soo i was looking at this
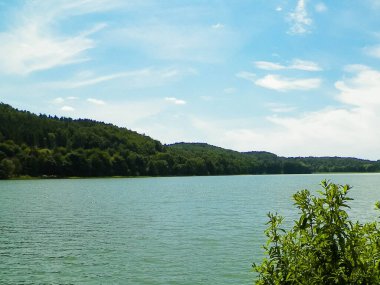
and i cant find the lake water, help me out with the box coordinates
[1,174,380,284]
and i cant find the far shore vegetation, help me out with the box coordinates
[2,103,380,179]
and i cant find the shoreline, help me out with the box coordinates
[4,172,380,181]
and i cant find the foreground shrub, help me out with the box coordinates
[253,180,380,284]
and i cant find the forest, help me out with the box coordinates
[1,102,380,179]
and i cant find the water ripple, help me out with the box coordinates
[0,174,379,284]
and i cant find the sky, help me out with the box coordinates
[1,0,380,159]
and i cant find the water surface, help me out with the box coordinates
[1,174,379,284]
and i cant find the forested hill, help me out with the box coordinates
[0,102,379,179]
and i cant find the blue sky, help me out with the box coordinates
[1,0,380,159]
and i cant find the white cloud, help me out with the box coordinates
[0,0,118,75]
[87,98,106,105]
[254,61,286,71]
[262,107,378,159]
[207,66,380,159]
[254,59,322,71]
[61,105,75,112]
[335,66,380,108]
[238,71,322,92]
[276,6,283,12]
[287,0,312,35]
[51,96,79,105]
[254,74,321,91]
[289,59,322,71]
[315,2,327,13]
[165,97,187,105]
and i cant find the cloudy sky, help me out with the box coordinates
[1,0,380,159]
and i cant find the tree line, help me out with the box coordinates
[1,103,380,179]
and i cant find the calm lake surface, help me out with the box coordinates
[1,174,380,284]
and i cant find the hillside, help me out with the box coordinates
[0,103,379,179]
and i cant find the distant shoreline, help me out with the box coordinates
[4,172,380,181]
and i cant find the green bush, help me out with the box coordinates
[253,180,380,284]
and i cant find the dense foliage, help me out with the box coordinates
[253,181,380,284]
[1,103,380,178]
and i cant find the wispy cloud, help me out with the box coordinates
[0,26,95,75]
[53,72,143,89]
[45,67,189,89]
[254,74,321,91]
[52,96,78,104]
[289,59,322,71]
[254,59,322,71]
[242,58,322,91]
[0,0,119,75]
[287,0,312,35]
[236,71,256,82]
[165,97,187,105]
[254,61,286,71]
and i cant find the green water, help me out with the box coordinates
[1,174,380,284]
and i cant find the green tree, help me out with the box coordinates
[149,159,170,176]
[0,158,16,178]
[253,180,380,284]
[283,161,311,174]
[112,153,129,176]
[89,150,112,176]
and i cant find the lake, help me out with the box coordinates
[1,174,380,284]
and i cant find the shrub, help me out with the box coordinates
[253,180,380,284]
